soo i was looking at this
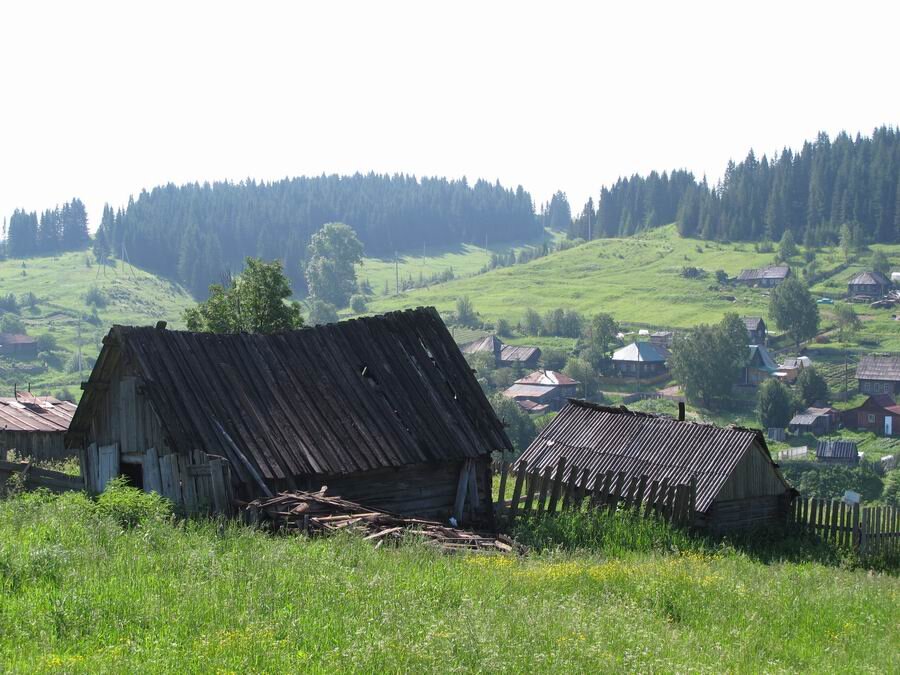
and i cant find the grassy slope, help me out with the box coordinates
[1,491,898,673]
[0,252,193,395]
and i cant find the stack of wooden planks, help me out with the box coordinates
[243,489,522,554]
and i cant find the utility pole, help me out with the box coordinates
[395,252,399,296]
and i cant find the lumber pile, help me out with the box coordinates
[243,488,522,554]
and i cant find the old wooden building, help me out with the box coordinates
[847,270,891,299]
[841,394,900,436]
[742,316,767,345]
[735,265,791,287]
[65,308,511,523]
[514,400,797,532]
[611,342,668,378]
[0,393,76,461]
[856,354,900,395]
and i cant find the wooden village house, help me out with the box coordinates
[788,406,837,436]
[841,394,900,436]
[742,317,767,345]
[610,342,668,379]
[735,265,791,288]
[856,354,900,395]
[514,400,797,532]
[0,333,38,360]
[65,308,511,523]
[461,335,541,369]
[0,393,76,462]
[847,270,891,299]
[740,344,778,386]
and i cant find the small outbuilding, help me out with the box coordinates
[611,342,668,378]
[788,407,837,436]
[848,270,891,299]
[0,393,76,462]
[503,370,579,412]
[66,308,511,523]
[515,400,797,532]
[742,317,767,345]
[815,440,859,466]
[0,333,38,360]
[499,344,542,369]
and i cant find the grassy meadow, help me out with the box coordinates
[0,252,193,396]
[1,487,898,673]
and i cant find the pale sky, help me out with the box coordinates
[1,0,898,229]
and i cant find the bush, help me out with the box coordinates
[0,314,26,334]
[36,333,58,352]
[20,291,38,309]
[496,318,512,337]
[541,348,568,371]
[456,296,478,327]
[681,266,707,279]
[0,293,19,313]
[96,477,173,528]
[349,294,368,314]
[307,299,339,326]
[715,269,729,285]
[84,286,108,308]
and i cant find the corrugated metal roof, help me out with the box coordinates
[499,345,540,362]
[502,384,558,400]
[515,370,578,386]
[816,440,858,460]
[856,354,900,382]
[789,407,832,426]
[513,400,789,513]
[0,396,75,433]
[68,307,511,484]
[612,342,666,363]
[742,316,764,331]
[749,344,778,372]
[461,335,502,355]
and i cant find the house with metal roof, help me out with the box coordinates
[788,407,837,436]
[502,370,579,412]
[815,439,859,466]
[66,308,511,523]
[461,335,541,369]
[514,400,797,532]
[856,354,900,395]
[611,341,668,378]
[848,270,891,299]
[735,265,791,287]
[0,394,76,462]
[841,394,900,436]
[0,333,38,360]
[740,344,778,386]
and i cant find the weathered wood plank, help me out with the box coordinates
[508,464,526,518]
[143,447,162,495]
[547,457,566,514]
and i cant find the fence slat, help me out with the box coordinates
[507,464,526,518]
[523,469,538,513]
[644,480,659,519]
[547,457,566,514]
[655,478,669,518]
[573,467,590,510]
[496,461,509,509]
[536,466,553,513]
[609,472,625,512]
[633,475,648,512]
[664,481,677,521]
[562,462,580,511]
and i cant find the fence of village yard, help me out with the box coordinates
[492,457,697,526]
[789,496,900,557]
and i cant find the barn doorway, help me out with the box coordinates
[119,460,144,490]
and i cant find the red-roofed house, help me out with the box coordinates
[841,395,900,436]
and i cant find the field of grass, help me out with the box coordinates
[367,226,900,340]
[1,487,898,673]
[0,251,193,396]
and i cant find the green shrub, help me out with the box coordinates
[84,286,108,308]
[96,477,173,528]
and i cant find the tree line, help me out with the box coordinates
[92,173,539,297]
[572,126,900,245]
[4,198,90,257]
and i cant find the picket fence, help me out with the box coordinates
[790,496,900,556]
[493,458,697,526]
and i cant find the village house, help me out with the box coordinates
[788,406,837,436]
[841,394,900,436]
[502,370,579,413]
[735,265,791,288]
[65,308,511,523]
[815,440,860,466]
[775,355,812,384]
[742,317,767,345]
[847,270,891,299]
[610,342,668,379]
[740,344,778,386]
[649,331,674,349]
[514,400,797,532]
[0,333,38,360]
[460,335,541,369]
[0,393,76,462]
[856,354,900,395]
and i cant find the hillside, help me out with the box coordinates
[0,251,193,397]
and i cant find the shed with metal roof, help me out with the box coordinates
[815,439,859,466]
[66,307,510,522]
[0,394,76,462]
[514,400,796,532]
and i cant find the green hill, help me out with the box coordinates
[0,251,194,397]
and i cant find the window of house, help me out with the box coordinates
[867,414,876,423]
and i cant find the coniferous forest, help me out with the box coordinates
[93,174,539,296]
[5,198,90,257]
[572,126,900,246]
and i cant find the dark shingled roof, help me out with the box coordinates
[67,308,511,485]
[736,265,790,282]
[513,400,790,513]
[742,316,765,331]
[856,354,900,382]
[848,270,890,287]
[500,344,540,363]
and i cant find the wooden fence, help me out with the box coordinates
[493,457,696,526]
[0,459,85,493]
[790,496,899,556]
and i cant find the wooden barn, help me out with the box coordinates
[65,308,511,523]
[0,393,76,461]
[514,400,797,532]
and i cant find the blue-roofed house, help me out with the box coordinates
[611,341,668,378]
[740,344,778,386]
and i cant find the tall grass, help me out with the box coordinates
[1,486,898,673]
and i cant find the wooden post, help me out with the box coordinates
[573,467,590,510]
[609,472,625,513]
[496,461,509,511]
[851,502,860,550]
[508,464,526,519]
[453,460,471,524]
[562,462,580,511]
[644,480,659,518]
[860,507,869,557]
[536,466,553,513]
[633,475,648,512]
[664,482,677,521]
[547,457,567,514]
[823,499,833,542]
[655,478,669,518]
